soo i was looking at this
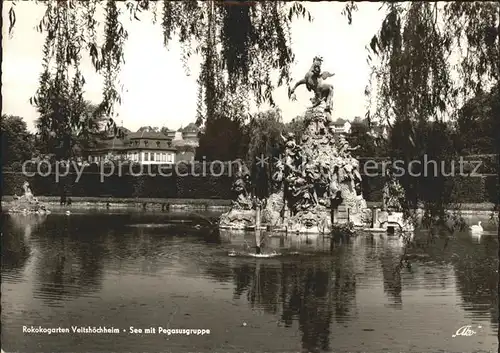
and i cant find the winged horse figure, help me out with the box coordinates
[288,56,335,113]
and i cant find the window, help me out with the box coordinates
[144,140,149,147]
[144,152,149,161]
[156,141,161,148]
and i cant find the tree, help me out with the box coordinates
[7,0,313,145]
[365,2,500,223]
[35,98,107,158]
[0,115,36,168]
[137,126,160,133]
[455,86,498,155]
[284,115,307,142]
[160,127,172,135]
[195,84,250,161]
[195,114,246,162]
[244,109,286,198]
[347,121,387,158]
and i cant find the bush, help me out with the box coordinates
[451,176,486,203]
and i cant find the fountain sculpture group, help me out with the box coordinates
[220,56,412,234]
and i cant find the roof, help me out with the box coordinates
[172,139,199,147]
[127,131,171,140]
[178,122,199,133]
[84,135,177,153]
[91,136,129,150]
[86,145,177,153]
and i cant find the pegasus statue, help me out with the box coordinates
[288,56,335,112]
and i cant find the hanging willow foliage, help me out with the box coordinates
[367,1,499,131]
[7,0,313,142]
[364,1,499,222]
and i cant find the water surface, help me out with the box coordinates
[1,212,498,353]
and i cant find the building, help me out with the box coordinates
[331,118,352,134]
[172,124,200,162]
[85,130,177,164]
[350,116,389,139]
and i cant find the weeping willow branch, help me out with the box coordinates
[364,2,499,225]
[7,0,313,134]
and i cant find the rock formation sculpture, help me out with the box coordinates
[220,57,372,233]
[261,106,371,233]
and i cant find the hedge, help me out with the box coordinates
[1,162,497,203]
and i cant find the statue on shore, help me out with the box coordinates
[22,181,37,202]
[288,56,335,113]
[10,181,50,214]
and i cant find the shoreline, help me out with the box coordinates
[1,196,232,212]
[1,196,496,214]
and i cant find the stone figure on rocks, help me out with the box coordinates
[272,157,285,186]
[231,166,253,210]
[9,181,50,214]
[288,56,335,113]
[383,169,406,211]
[22,181,37,202]
[337,134,360,158]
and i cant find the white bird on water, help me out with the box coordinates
[469,221,483,233]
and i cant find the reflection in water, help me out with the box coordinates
[1,214,46,273]
[451,235,498,326]
[29,216,108,306]
[380,242,403,308]
[1,214,497,353]
[212,248,353,352]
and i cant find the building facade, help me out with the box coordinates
[85,130,177,164]
[331,118,352,134]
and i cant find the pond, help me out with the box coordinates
[1,212,498,353]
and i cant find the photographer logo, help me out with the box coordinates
[452,325,482,338]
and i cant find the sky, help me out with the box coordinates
[2,1,386,132]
